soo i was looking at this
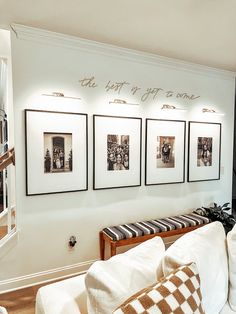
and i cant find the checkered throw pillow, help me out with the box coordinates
[113,263,204,314]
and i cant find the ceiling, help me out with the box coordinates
[1,0,236,72]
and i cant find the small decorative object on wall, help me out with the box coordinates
[25,109,88,195]
[109,98,139,106]
[145,119,186,185]
[202,108,224,116]
[161,104,187,112]
[93,115,142,190]
[42,92,81,100]
[188,121,221,182]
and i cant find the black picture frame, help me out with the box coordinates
[187,121,221,182]
[145,118,186,185]
[93,114,142,190]
[25,109,88,195]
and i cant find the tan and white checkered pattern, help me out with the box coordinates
[113,263,204,314]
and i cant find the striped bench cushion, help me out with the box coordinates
[102,213,210,241]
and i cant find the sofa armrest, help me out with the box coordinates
[35,274,87,314]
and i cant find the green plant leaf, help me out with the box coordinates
[222,202,230,208]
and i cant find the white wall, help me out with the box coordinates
[0,29,11,58]
[0,24,235,291]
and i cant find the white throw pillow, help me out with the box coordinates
[227,224,236,311]
[85,236,165,314]
[157,222,228,314]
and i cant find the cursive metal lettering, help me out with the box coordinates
[176,93,200,100]
[131,86,141,95]
[79,76,98,88]
[141,88,163,102]
[78,75,201,102]
[166,91,174,98]
[105,80,130,94]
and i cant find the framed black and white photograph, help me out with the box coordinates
[25,109,88,195]
[188,121,221,182]
[93,115,142,189]
[145,119,186,185]
[44,132,73,173]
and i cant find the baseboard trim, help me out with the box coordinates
[0,259,97,294]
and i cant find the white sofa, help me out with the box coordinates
[36,221,236,314]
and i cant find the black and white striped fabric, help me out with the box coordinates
[102,213,210,241]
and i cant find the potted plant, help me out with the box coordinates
[194,202,236,234]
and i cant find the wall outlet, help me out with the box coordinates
[68,236,77,249]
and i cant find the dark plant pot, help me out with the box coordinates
[224,225,232,234]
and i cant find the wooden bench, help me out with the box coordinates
[99,213,210,260]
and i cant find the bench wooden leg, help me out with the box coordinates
[99,231,105,260]
[111,242,117,257]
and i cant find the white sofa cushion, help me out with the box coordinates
[227,224,236,311]
[85,236,165,314]
[219,302,236,314]
[35,274,87,314]
[157,222,228,314]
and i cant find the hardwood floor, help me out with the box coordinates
[0,284,40,314]
[0,275,78,314]
[0,226,8,240]
[0,284,52,314]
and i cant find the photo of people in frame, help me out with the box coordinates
[197,137,212,167]
[107,134,129,171]
[156,136,175,168]
[44,132,73,173]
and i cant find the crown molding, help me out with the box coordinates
[10,24,236,80]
